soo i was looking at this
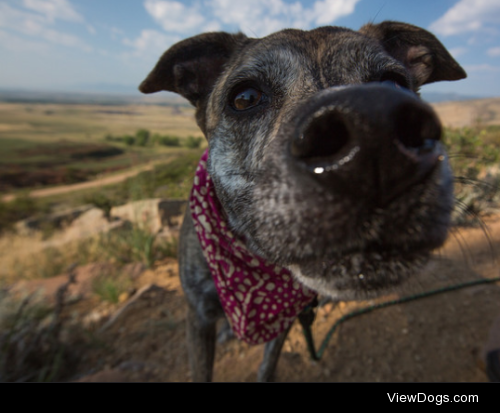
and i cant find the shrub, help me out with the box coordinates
[443,126,500,225]
[0,195,41,233]
[158,135,180,147]
[135,129,150,147]
[91,272,130,304]
[184,136,203,149]
[0,272,91,382]
[123,135,135,146]
[83,192,114,218]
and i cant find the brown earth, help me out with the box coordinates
[13,217,500,382]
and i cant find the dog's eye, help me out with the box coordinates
[233,88,263,111]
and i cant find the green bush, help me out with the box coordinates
[184,136,203,149]
[0,195,41,233]
[119,151,202,201]
[83,192,114,218]
[443,126,500,225]
[158,135,180,147]
[135,129,150,147]
[123,135,135,146]
[92,273,130,304]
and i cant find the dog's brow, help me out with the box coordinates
[226,69,267,86]
[224,49,306,90]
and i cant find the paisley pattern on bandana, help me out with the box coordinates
[189,149,316,345]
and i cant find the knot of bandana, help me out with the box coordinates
[189,149,316,345]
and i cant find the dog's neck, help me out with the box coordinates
[189,149,316,344]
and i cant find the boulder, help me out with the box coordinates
[15,204,94,235]
[42,207,128,248]
[110,199,186,233]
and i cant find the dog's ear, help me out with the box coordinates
[359,21,466,87]
[139,32,248,105]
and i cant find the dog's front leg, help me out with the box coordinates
[257,325,292,382]
[179,211,224,382]
[186,304,217,382]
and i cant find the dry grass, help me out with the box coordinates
[0,225,179,285]
[432,97,500,128]
[0,269,92,382]
[0,103,200,144]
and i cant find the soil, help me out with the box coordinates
[14,217,500,382]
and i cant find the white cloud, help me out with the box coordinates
[131,0,360,57]
[465,63,500,72]
[123,29,180,58]
[429,0,500,36]
[208,0,295,36]
[0,28,50,53]
[207,0,361,36]
[488,47,500,57]
[0,2,91,51]
[22,0,83,23]
[144,0,206,33]
[143,0,361,38]
[312,0,359,26]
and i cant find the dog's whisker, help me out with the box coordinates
[453,199,497,262]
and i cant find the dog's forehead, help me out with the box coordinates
[212,27,394,101]
[231,27,386,74]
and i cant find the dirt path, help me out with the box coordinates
[1,158,172,202]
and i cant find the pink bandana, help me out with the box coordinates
[189,150,316,345]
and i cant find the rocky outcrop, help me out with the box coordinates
[15,204,94,235]
[110,199,186,234]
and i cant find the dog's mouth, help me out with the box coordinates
[287,243,432,300]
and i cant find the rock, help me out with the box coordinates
[42,208,128,248]
[100,284,169,332]
[15,204,94,235]
[110,199,186,233]
[10,262,116,304]
[122,262,146,280]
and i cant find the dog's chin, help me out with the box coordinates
[287,249,431,301]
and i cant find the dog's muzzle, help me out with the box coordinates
[290,83,443,207]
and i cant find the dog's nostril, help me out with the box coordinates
[291,111,350,160]
[394,103,442,152]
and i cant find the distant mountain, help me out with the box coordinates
[431,96,500,128]
[420,92,482,103]
[0,87,489,107]
[0,88,189,106]
[74,83,140,95]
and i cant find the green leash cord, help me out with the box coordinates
[299,277,500,361]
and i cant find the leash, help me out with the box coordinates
[299,276,500,361]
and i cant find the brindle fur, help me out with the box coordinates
[140,21,466,381]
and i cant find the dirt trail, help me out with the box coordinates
[1,159,170,202]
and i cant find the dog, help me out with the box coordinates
[139,21,466,382]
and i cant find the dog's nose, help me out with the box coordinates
[290,84,443,206]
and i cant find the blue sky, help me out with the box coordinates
[1,0,500,97]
